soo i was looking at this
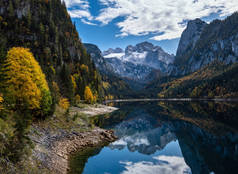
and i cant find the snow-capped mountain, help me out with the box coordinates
[102,42,174,81]
[105,57,153,81]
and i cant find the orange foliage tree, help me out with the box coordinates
[1,47,52,115]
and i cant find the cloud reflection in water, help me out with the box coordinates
[120,155,191,174]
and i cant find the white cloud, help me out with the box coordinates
[111,135,150,146]
[64,0,96,24]
[64,0,89,9]
[120,155,191,174]
[96,0,238,41]
[68,9,93,19]
[81,19,97,25]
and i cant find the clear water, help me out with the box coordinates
[69,101,238,174]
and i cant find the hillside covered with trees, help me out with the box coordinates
[156,62,238,98]
[0,0,104,105]
[0,0,106,172]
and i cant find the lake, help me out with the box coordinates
[69,101,238,174]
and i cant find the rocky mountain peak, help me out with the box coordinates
[114,47,124,53]
[176,18,207,57]
[125,45,136,55]
[103,47,124,56]
[135,41,154,52]
[187,18,205,27]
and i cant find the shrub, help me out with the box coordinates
[75,94,81,104]
[52,81,60,103]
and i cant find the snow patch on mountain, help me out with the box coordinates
[123,51,148,64]
[104,53,125,59]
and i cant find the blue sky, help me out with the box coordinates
[65,0,238,54]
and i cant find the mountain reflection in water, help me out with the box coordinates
[69,101,238,174]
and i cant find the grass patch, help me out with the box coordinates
[35,104,96,134]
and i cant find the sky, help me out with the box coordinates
[64,0,238,54]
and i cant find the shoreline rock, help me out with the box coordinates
[29,104,118,174]
[31,126,117,174]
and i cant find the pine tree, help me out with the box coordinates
[8,0,14,17]
[27,8,32,28]
[60,64,74,101]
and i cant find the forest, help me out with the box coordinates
[0,0,106,172]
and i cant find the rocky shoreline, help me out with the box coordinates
[29,104,118,174]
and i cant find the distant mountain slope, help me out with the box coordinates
[171,12,238,75]
[84,43,132,99]
[0,0,103,101]
[83,43,114,74]
[158,62,238,98]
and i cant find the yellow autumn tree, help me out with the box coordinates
[84,86,94,104]
[71,75,77,91]
[0,94,4,111]
[59,98,70,110]
[1,47,52,115]
[80,64,89,73]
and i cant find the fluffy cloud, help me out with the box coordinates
[96,0,238,40]
[64,0,89,8]
[120,155,191,174]
[64,0,238,40]
[64,0,96,24]
[69,9,92,19]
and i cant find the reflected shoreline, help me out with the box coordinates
[104,98,238,104]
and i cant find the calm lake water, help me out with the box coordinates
[69,101,238,174]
